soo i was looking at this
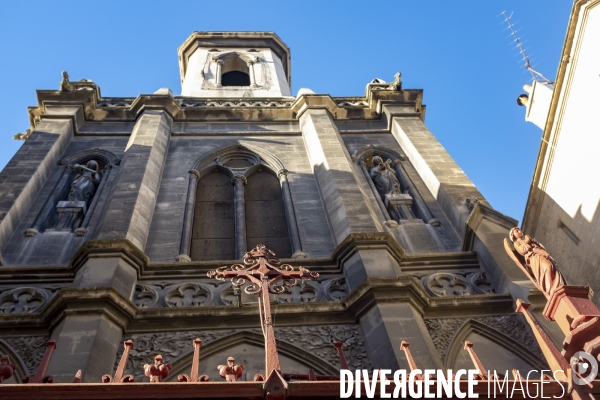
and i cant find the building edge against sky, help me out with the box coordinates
[519,0,600,308]
[0,29,565,387]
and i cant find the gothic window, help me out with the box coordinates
[180,146,302,262]
[190,171,235,261]
[245,170,291,257]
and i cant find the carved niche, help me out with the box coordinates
[26,149,119,236]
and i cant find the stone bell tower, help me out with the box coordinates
[178,32,292,97]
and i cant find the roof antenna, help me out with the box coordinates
[501,11,552,83]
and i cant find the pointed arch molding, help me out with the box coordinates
[177,143,303,261]
[117,325,372,381]
[425,316,547,370]
[59,148,120,167]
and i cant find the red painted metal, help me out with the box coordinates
[103,340,135,383]
[208,244,318,379]
[334,341,348,370]
[463,341,488,380]
[217,357,244,382]
[178,338,209,382]
[0,355,16,382]
[144,355,172,383]
[22,339,56,383]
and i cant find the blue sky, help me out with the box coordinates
[0,1,572,224]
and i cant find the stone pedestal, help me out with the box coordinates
[47,201,87,232]
[384,193,421,224]
[543,286,600,334]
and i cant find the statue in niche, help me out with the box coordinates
[370,156,401,199]
[68,160,101,205]
[504,227,566,298]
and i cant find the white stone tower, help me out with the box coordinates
[178,32,292,97]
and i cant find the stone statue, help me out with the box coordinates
[59,71,73,92]
[144,354,171,382]
[68,160,101,205]
[504,227,566,298]
[388,72,402,90]
[370,156,401,200]
[217,357,244,382]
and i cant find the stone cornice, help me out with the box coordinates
[27,84,426,132]
[462,203,518,251]
[69,239,148,279]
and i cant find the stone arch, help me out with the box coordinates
[0,338,32,382]
[443,319,546,374]
[165,331,339,382]
[177,144,302,262]
[212,52,259,88]
[59,148,120,168]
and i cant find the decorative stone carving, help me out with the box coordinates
[388,72,402,91]
[336,100,369,107]
[465,196,483,210]
[178,100,293,108]
[59,71,73,92]
[424,315,542,360]
[132,277,349,309]
[118,325,371,381]
[370,156,401,200]
[422,273,471,297]
[1,336,50,376]
[133,285,160,309]
[0,287,50,314]
[163,283,213,308]
[419,272,494,297]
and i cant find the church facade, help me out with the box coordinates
[0,31,550,384]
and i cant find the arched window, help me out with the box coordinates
[178,146,303,262]
[213,53,258,88]
[191,171,235,261]
[245,170,291,257]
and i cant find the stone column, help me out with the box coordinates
[299,108,382,245]
[248,61,258,88]
[232,175,247,259]
[277,169,304,258]
[0,109,78,251]
[215,59,223,88]
[177,169,200,262]
[97,109,172,251]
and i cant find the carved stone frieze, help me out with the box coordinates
[117,324,371,381]
[0,287,54,314]
[132,277,349,309]
[424,315,541,360]
[336,100,368,107]
[419,271,494,297]
[178,100,293,108]
[1,336,50,375]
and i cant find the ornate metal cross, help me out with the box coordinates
[208,245,318,378]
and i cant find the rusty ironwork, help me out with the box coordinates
[217,356,244,382]
[400,341,423,380]
[463,341,488,380]
[144,354,171,383]
[208,244,319,380]
[102,340,135,383]
[178,338,209,382]
[22,339,56,383]
[0,355,16,382]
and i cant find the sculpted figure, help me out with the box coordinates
[504,227,566,298]
[144,355,171,383]
[388,72,402,90]
[59,71,72,92]
[68,160,101,205]
[217,357,244,382]
[370,156,401,199]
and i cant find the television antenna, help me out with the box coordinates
[501,11,552,83]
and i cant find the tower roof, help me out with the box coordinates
[177,31,291,87]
